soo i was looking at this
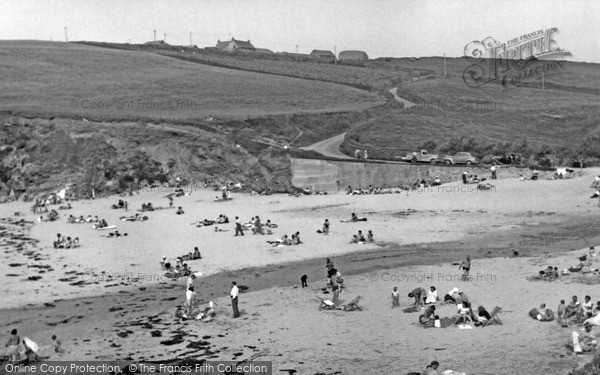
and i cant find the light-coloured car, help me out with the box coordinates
[443,152,478,165]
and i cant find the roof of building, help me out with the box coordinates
[310,49,335,56]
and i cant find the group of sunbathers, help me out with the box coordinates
[405,286,492,327]
[350,230,374,244]
[93,219,110,229]
[67,215,99,224]
[244,216,276,235]
[53,233,80,249]
[195,214,229,227]
[555,295,600,352]
[267,232,302,246]
[120,214,148,222]
[533,248,598,280]
[111,199,128,210]
[141,203,155,211]
[214,188,232,201]
[557,295,600,326]
[160,250,202,277]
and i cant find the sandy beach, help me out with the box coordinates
[2,169,600,374]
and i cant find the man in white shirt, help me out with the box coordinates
[231,281,240,318]
[491,165,497,180]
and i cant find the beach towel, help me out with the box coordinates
[94,225,117,230]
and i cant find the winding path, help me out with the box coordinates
[299,132,352,159]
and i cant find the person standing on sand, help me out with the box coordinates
[459,255,471,280]
[391,287,400,308]
[5,328,20,364]
[234,216,244,236]
[230,281,240,318]
[491,165,497,180]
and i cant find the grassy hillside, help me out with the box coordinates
[0,41,377,120]
[341,57,600,166]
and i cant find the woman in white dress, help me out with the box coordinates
[425,286,438,304]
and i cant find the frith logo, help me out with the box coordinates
[462,27,571,90]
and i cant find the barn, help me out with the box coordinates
[339,50,369,61]
[310,49,336,61]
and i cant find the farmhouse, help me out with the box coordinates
[338,50,369,60]
[310,49,336,61]
[215,38,256,52]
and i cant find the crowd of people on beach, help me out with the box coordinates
[52,233,80,249]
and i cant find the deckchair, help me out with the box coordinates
[316,296,339,310]
[482,306,503,327]
[343,296,363,311]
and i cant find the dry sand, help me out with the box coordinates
[1,169,600,374]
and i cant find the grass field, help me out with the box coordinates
[341,57,600,164]
[0,41,378,121]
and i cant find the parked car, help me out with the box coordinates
[492,153,524,165]
[443,152,478,165]
[397,150,439,164]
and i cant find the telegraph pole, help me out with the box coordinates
[190,30,193,46]
[154,30,156,42]
[164,33,166,43]
[64,27,68,42]
[334,45,337,65]
[443,53,447,77]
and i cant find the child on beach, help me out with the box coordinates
[51,335,64,354]
[392,287,400,308]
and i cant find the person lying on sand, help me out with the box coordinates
[217,214,229,224]
[107,231,126,237]
[341,213,367,222]
[419,305,436,326]
[120,214,148,222]
[196,301,216,321]
[529,303,554,321]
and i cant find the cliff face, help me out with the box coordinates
[0,115,293,200]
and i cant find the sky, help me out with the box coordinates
[1,0,599,62]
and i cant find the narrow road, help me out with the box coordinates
[300,132,352,159]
